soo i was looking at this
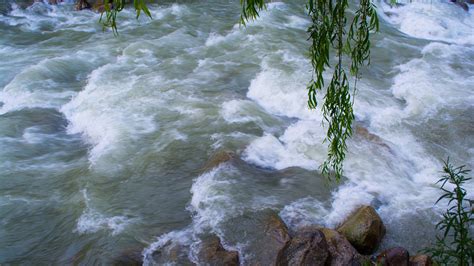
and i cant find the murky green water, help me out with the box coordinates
[0,0,473,264]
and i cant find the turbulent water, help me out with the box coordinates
[0,0,473,264]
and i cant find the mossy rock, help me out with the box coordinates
[337,206,386,255]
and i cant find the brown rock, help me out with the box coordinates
[198,235,239,266]
[355,125,391,151]
[376,247,409,266]
[113,250,142,266]
[151,242,195,265]
[201,150,235,172]
[320,228,369,266]
[75,0,91,10]
[48,0,63,5]
[450,0,469,11]
[337,205,386,255]
[409,254,433,266]
[277,226,329,266]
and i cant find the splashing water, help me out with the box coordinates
[0,0,473,264]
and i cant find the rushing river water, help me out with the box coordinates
[0,0,473,264]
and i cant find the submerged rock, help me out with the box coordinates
[151,242,194,265]
[197,235,239,266]
[409,254,433,266]
[75,0,91,10]
[320,228,369,266]
[355,125,391,151]
[277,226,329,266]
[201,150,236,172]
[376,247,409,266]
[112,249,142,266]
[337,205,386,255]
[450,0,469,11]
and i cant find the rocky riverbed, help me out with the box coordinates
[141,205,434,265]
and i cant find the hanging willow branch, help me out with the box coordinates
[100,0,152,34]
[242,0,378,181]
[100,0,379,181]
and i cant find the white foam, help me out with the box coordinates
[246,64,314,120]
[242,121,326,171]
[75,190,134,236]
[60,61,158,163]
[380,0,474,45]
[280,197,330,229]
[142,228,194,266]
[205,30,240,47]
[221,100,262,124]
[237,0,474,235]
[284,14,310,29]
[143,165,240,264]
[189,165,241,230]
[0,57,77,114]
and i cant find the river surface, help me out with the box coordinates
[0,0,473,264]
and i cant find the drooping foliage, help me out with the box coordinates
[100,0,152,34]
[101,0,379,181]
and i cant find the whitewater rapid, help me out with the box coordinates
[0,0,472,264]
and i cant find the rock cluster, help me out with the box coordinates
[145,205,432,265]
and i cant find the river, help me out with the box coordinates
[0,0,473,264]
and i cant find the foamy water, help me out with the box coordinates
[0,0,472,264]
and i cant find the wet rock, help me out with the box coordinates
[201,150,235,172]
[376,247,409,266]
[320,228,369,266]
[48,0,63,5]
[112,249,142,266]
[93,3,111,13]
[222,209,291,265]
[409,254,433,266]
[91,0,112,13]
[259,210,292,265]
[337,205,386,255]
[277,226,328,266]
[75,0,91,10]
[355,125,391,151]
[197,235,239,266]
[151,242,195,265]
[450,0,469,11]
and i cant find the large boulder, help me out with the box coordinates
[320,228,369,266]
[409,254,433,266]
[337,205,386,255]
[376,247,409,266]
[277,226,329,266]
[197,235,239,266]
